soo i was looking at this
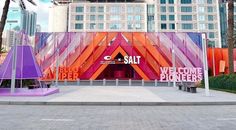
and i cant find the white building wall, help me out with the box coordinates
[69,3,147,32]
[49,5,68,32]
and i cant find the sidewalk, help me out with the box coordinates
[1,86,236,105]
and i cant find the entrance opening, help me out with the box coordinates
[97,53,142,80]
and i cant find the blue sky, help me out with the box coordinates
[0,0,51,32]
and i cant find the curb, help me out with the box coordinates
[1,101,236,106]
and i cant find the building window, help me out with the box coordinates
[127,6,133,13]
[161,15,166,21]
[135,15,141,21]
[181,0,192,4]
[128,22,133,29]
[209,32,215,38]
[207,7,213,12]
[207,0,212,4]
[169,15,175,21]
[147,5,155,14]
[75,23,83,29]
[160,7,166,12]
[182,23,193,29]
[181,7,192,12]
[161,24,167,29]
[169,23,175,29]
[148,16,154,21]
[110,15,121,20]
[135,7,142,13]
[110,23,121,29]
[160,0,166,4]
[198,0,204,4]
[181,15,192,21]
[76,15,83,21]
[98,15,104,20]
[199,23,205,30]
[90,23,96,29]
[111,6,121,13]
[199,15,205,21]
[169,7,174,12]
[76,7,84,13]
[128,15,133,21]
[90,15,96,21]
[90,6,96,12]
[208,23,214,29]
[208,15,213,21]
[135,23,141,29]
[199,7,205,12]
[98,23,104,29]
[169,0,174,4]
[98,7,104,12]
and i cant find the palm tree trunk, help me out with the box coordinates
[227,0,234,74]
[0,0,11,53]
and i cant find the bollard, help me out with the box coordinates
[103,79,106,86]
[64,79,67,86]
[129,79,131,86]
[116,79,118,86]
[155,79,157,87]
[168,81,170,87]
[77,78,80,86]
[90,79,93,86]
[142,79,144,86]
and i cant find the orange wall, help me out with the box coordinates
[207,48,236,75]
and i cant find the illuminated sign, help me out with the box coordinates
[101,55,141,65]
[124,56,141,64]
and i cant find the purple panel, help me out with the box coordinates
[0,45,42,79]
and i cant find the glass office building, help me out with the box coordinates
[5,7,37,36]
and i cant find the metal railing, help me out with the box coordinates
[51,79,174,87]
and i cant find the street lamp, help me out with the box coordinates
[172,49,176,87]
[10,30,17,93]
[202,34,210,96]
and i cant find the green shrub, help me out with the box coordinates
[206,74,236,93]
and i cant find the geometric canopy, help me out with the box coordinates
[0,45,42,79]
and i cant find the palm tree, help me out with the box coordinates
[0,0,36,53]
[227,0,234,74]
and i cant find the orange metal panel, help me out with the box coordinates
[122,33,160,75]
[79,33,117,75]
[133,33,170,67]
[70,32,107,68]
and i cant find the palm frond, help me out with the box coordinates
[19,0,26,10]
[27,0,37,6]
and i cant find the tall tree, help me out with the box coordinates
[227,0,234,74]
[0,0,36,53]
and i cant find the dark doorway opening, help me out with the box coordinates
[97,53,141,80]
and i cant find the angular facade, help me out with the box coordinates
[35,32,203,81]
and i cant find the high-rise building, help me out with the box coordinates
[48,5,68,32]
[219,1,236,48]
[36,24,42,32]
[5,7,37,36]
[50,0,222,47]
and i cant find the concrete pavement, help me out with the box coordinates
[1,86,236,105]
[1,105,236,130]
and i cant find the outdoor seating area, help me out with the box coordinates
[178,82,197,93]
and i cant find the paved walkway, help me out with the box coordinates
[1,86,236,105]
